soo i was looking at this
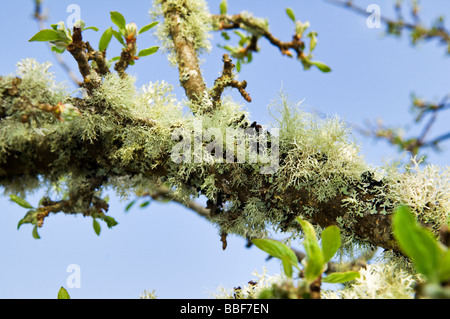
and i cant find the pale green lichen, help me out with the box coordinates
[211,268,284,299]
[151,0,213,65]
[1,60,449,255]
[322,262,416,299]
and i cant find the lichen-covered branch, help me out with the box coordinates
[211,13,305,59]
[33,0,83,87]
[326,0,450,50]
[1,62,449,255]
[86,42,111,77]
[158,0,208,105]
[210,54,251,108]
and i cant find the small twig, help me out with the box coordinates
[210,54,252,109]
[114,42,136,79]
[211,14,304,59]
[33,0,82,87]
[85,42,111,77]
[67,27,92,82]
[325,0,450,45]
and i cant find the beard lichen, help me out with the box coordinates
[1,60,449,256]
[151,0,213,65]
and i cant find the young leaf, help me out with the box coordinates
[138,22,158,35]
[438,250,450,282]
[17,210,37,229]
[125,200,136,212]
[297,217,325,281]
[51,46,66,54]
[32,225,41,239]
[110,11,126,33]
[251,238,299,274]
[236,59,241,72]
[138,46,159,57]
[10,194,34,209]
[99,27,113,52]
[29,29,62,42]
[57,287,70,299]
[109,56,121,62]
[112,29,126,47]
[220,0,228,15]
[307,31,318,53]
[286,8,296,22]
[393,205,442,280]
[83,26,99,32]
[322,271,360,284]
[73,20,86,30]
[309,60,332,73]
[93,218,101,236]
[102,215,118,228]
[281,256,294,278]
[221,31,230,41]
[139,200,151,208]
[321,225,341,263]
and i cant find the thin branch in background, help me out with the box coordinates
[325,0,450,47]
[33,0,83,87]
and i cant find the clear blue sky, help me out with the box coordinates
[0,0,449,298]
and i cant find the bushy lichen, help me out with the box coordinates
[151,0,213,65]
[1,60,449,256]
[322,262,416,299]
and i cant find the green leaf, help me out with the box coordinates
[109,56,121,62]
[221,31,230,41]
[110,11,126,32]
[220,0,228,15]
[29,29,62,42]
[57,286,70,299]
[139,201,151,208]
[286,8,296,22]
[307,31,318,53]
[93,218,101,236]
[74,20,85,30]
[112,29,126,47]
[281,256,293,278]
[321,225,341,263]
[438,250,450,282]
[51,46,66,54]
[138,22,158,35]
[125,200,136,212]
[83,26,99,32]
[309,60,332,73]
[236,59,241,72]
[393,205,442,280]
[251,239,299,277]
[297,217,325,281]
[32,225,41,239]
[102,215,118,228]
[138,46,159,57]
[17,210,37,229]
[99,27,113,51]
[322,271,360,284]
[10,194,34,209]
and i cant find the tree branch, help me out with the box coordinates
[33,0,83,87]
[161,0,207,105]
[210,54,252,108]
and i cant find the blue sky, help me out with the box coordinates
[0,0,449,298]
